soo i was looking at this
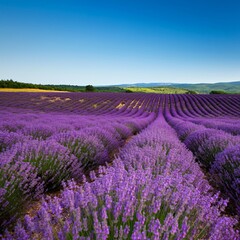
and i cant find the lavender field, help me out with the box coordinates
[0,92,240,239]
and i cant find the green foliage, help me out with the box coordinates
[186,90,198,94]
[0,79,84,92]
[95,86,126,92]
[209,90,227,94]
[85,85,95,92]
[125,89,133,93]
[0,80,126,93]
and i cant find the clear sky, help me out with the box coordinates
[1,0,240,85]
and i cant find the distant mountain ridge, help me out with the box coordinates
[171,81,240,93]
[114,82,173,87]
[113,81,240,87]
[113,81,240,93]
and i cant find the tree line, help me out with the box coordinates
[0,79,88,92]
[0,80,129,93]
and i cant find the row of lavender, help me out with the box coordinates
[164,95,240,216]
[0,93,159,231]
[165,94,240,118]
[1,92,239,121]
[1,92,239,117]
[166,94,240,135]
[3,112,239,239]
[0,92,161,115]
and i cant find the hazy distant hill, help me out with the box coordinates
[115,81,240,93]
[170,81,240,93]
[116,82,173,88]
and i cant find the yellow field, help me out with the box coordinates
[0,88,67,92]
[124,87,189,94]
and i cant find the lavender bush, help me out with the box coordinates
[21,123,55,140]
[79,127,120,153]
[184,129,240,169]
[51,131,109,172]
[0,131,29,153]
[4,140,80,191]
[210,145,240,215]
[0,152,43,229]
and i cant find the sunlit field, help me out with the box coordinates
[0,92,240,239]
[124,87,189,94]
[0,88,68,92]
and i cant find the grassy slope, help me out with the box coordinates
[124,87,190,94]
[171,81,240,93]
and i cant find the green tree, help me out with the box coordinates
[85,85,95,92]
[210,90,227,94]
[125,89,133,93]
[186,90,197,94]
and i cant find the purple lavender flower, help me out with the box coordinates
[51,131,109,172]
[210,145,240,215]
[184,129,239,169]
[6,139,80,191]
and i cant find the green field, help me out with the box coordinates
[124,87,191,94]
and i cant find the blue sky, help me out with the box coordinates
[1,0,240,85]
